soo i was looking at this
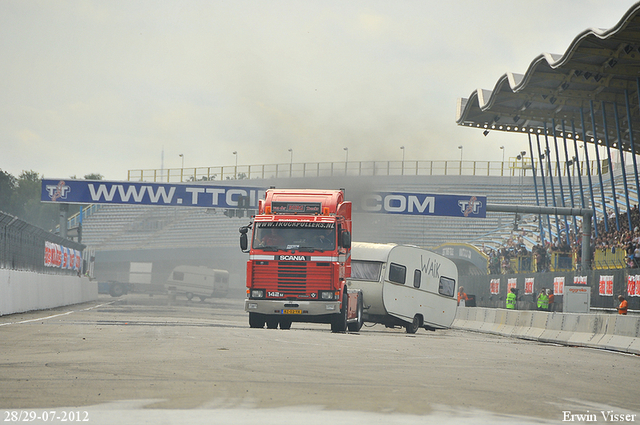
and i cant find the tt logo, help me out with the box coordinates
[46,181,71,201]
[458,196,482,216]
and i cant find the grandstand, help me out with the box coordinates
[80,163,638,252]
[80,169,542,253]
[73,157,638,285]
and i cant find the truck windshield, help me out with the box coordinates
[253,222,336,251]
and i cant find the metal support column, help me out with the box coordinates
[571,120,587,209]
[528,133,545,244]
[561,120,578,240]
[543,123,561,240]
[59,204,69,239]
[601,101,620,231]
[552,118,570,239]
[535,133,553,240]
[580,107,598,237]
[613,102,633,231]
[590,100,609,233]
[626,87,640,203]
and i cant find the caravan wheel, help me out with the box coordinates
[347,296,363,332]
[405,315,421,334]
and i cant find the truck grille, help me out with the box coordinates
[252,261,333,297]
[278,262,307,294]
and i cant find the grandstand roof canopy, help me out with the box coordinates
[456,1,640,154]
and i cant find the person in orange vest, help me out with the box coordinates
[618,295,628,315]
[547,288,555,312]
[457,286,469,307]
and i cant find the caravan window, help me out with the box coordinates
[413,269,421,288]
[438,276,456,297]
[388,263,406,285]
[173,271,184,281]
[350,261,383,281]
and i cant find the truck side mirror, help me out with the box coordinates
[340,230,351,249]
[239,226,249,252]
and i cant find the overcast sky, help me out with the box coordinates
[0,0,636,180]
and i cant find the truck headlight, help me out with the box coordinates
[250,289,265,299]
[319,290,336,300]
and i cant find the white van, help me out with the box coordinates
[346,242,458,333]
[166,266,229,301]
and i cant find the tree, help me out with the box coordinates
[0,170,103,231]
[84,173,103,180]
[11,171,59,230]
[0,170,17,214]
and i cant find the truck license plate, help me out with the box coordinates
[281,309,302,314]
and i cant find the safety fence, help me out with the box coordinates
[460,268,637,311]
[128,158,603,183]
[0,211,85,274]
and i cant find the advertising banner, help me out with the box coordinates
[356,192,486,218]
[490,278,500,295]
[524,277,534,295]
[553,276,565,296]
[507,278,517,293]
[573,275,588,285]
[44,241,81,271]
[599,275,614,296]
[42,179,264,209]
[628,275,640,297]
[42,179,487,218]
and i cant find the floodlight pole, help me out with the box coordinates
[486,204,592,271]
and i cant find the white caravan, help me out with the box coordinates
[346,242,458,333]
[166,266,229,301]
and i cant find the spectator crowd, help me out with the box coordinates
[486,204,640,274]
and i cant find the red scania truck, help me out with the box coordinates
[239,189,363,332]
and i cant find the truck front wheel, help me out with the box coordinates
[279,318,292,330]
[331,293,348,333]
[249,313,265,328]
[266,316,279,329]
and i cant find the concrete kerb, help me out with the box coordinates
[512,310,534,339]
[491,309,509,335]
[520,311,548,340]
[452,306,470,328]
[565,314,598,347]
[452,307,640,355]
[500,309,520,336]
[539,312,564,343]
[480,308,499,334]
[600,315,639,354]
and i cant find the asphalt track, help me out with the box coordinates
[0,294,638,425]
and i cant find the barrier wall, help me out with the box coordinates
[452,307,640,355]
[0,269,98,316]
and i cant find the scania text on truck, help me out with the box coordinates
[239,189,363,332]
